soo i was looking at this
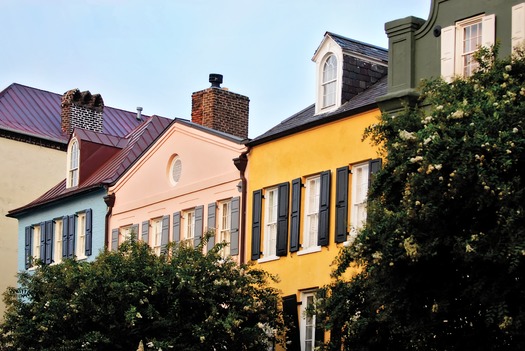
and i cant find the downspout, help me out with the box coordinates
[103,192,116,250]
[233,148,249,265]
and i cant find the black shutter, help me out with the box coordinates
[111,229,119,251]
[289,178,302,252]
[282,295,301,351]
[45,220,53,264]
[207,202,216,252]
[230,197,240,256]
[39,222,45,261]
[85,209,93,256]
[67,215,75,258]
[173,212,181,243]
[161,215,170,254]
[62,216,69,257]
[25,226,32,269]
[251,190,262,260]
[276,182,289,256]
[142,221,149,243]
[194,206,204,247]
[318,171,331,246]
[335,166,349,243]
[369,158,382,186]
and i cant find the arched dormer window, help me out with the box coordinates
[67,139,79,188]
[322,55,337,108]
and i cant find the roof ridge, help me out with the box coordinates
[325,31,388,52]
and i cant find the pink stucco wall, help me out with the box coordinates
[108,121,246,261]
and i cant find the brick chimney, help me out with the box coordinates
[191,74,249,139]
[61,88,104,135]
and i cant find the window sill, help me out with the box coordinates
[296,245,322,256]
[258,255,280,263]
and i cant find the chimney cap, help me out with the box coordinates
[209,73,223,88]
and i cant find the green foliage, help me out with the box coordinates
[0,237,284,350]
[316,46,525,350]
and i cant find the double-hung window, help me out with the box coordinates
[76,213,86,259]
[350,162,369,237]
[441,14,495,82]
[68,139,79,188]
[218,200,231,257]
[322,55,337,108]
[151,217,163,255]
[32,225,42,264]
[300,291,319,351]
[303,176,320,250]
[263,187,278,258]
[183,209,196,246]
[54,219,63,264]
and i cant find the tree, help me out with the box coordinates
[316,46,525,350]
[0,237,284,350]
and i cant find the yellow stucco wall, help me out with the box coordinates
[0,137,66,317]
[245,108,381,297]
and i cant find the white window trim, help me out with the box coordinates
[321,55,337,109]
[54,219,63,264]
[441,14,495,82]
[262,187,278,259]
[183,209,196,245]
[218,200,231,258]
[151,217,163,255]
[300,291,318,351]
[76,213,87,260]
[314,46,343,115]
[349,162,370,242]
[168,154,182,186]
[302,175,320,250]
[32,224,42,266]
[120,225,133,245]
[67,138,80,188]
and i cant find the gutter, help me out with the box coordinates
[103,192,116,250]
[233,148,249,265]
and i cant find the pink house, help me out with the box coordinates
[107,75,249,263]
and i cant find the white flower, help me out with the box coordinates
[436,105,444,110]
[450,110,464,119]
[399,130,416,141]
[513,127,519,133]
[505,65,512,72]
[409,156,423,163]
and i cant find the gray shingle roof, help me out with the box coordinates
[248,76,387,146]
[326,32,388,63]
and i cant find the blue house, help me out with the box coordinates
[8,92,171,270]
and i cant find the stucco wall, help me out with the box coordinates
[245,109,381,297]
[16,189,108,272]
[0,137,66,317]
[109,122,245,261]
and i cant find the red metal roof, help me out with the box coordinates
[8,115,173,216]
[0,83,149,144]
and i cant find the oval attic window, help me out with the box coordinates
[170,156,182,185]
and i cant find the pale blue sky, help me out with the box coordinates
[0,0,430,138]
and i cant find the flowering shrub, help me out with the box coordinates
[316,46,525,350]
[0,236,284,350]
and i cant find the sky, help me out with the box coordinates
[0,0,431,138]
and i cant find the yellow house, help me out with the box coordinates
[244,33,387,351]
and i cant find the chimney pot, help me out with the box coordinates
[209,73,223,88]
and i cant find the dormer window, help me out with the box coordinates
[67,138,79,188]
[322,55,337,108]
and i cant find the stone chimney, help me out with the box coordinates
[61,88,104,135]
[191,74,249,139]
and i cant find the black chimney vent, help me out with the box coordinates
[209,73,223,88]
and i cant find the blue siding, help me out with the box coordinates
[16,188,107,272]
